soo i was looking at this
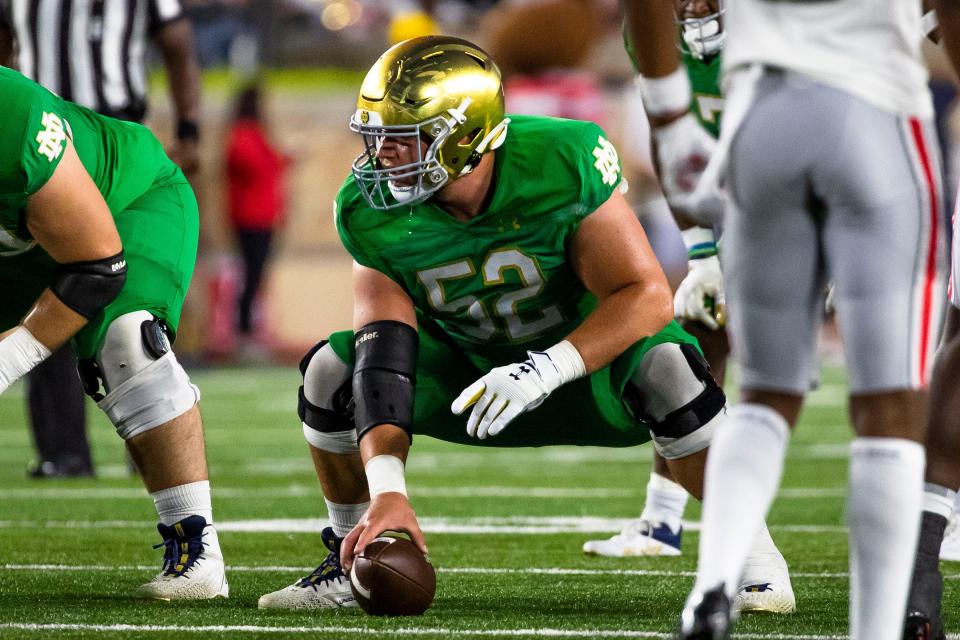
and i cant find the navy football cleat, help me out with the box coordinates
[135,515,228,600]
[677,585,732,640]
[583,519,683,557]
[258,527,357,609]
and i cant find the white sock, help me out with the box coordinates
[640,471,689,533]
[693,403,790,598]
[848,437,925,640]
[923,482,957,519]
[325,498,369,538]
[151,480,213,526]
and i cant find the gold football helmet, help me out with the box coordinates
[349,36,510,210]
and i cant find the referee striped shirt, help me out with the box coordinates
[0,0,184,122]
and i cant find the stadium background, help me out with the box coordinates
[2,1,960,637]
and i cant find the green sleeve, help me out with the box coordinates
[17,80,70,196]
[576,122,622,216]
[333,182,393,279]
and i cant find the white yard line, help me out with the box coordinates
[0,516,849,535]
[3,563,958,582]
[0,486,846,500]
[0,623,941,639]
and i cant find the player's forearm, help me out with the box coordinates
[567,280,673,373]
[0,290,87,392]
[621,0,681,79]
[21,289,89,351]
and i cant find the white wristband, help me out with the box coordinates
[365,454,408,497]
[541,340,587,387]
[0,327,51,390]
[681,227,718,259]
[636,67,692,117]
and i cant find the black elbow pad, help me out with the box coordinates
[51,251,127,319]
[353,320,418,442]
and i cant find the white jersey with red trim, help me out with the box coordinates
[722,0,932,118]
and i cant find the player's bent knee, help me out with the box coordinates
[298,340,357,453]
[82,310,200,440]
[627,343,726,460]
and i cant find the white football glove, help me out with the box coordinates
[451,351,565,440]
[653,113,719,223]
[674,254,725,330]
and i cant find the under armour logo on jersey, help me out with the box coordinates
[36,112,67,162]
[592,135,620,186]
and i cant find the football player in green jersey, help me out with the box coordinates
[587,0,729,554]
[0,67,227,601]
[257,35,791,612]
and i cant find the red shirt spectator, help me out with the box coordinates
[226,117,287,231]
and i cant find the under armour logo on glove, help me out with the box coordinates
[508,363,534,381]
[451,356,563,440]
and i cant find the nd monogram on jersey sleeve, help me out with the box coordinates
[0,66,179,247]
[336,114,622,363]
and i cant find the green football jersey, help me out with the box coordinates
[0,67,173,255]
[683,50,723,137]
[622,28,724,137]
[335,114,623,368]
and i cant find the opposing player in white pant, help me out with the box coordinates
[677,0,949,638]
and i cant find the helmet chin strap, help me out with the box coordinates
[461,118,511,175]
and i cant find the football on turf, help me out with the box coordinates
[349,536,436,616]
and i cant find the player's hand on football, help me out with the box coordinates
[340,492,427,572]
[674,254,725,330]
[653,113,717,221]
[451,354,560,439]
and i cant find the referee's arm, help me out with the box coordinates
[0,8,13,67]
[154,17,201,174]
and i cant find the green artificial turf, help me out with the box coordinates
[0,366,955,639]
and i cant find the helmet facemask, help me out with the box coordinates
[350,109,458,210]
[676,0,725,60]
[349,36,509,211]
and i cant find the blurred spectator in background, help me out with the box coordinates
[0,0,201,478]
[183,0,253,67]
[226,83,289,362]
[484,0,603,123]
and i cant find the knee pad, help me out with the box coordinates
[82,311,200,440]
[627,342,726,459]
[298,341,358,454]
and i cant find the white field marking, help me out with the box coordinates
[0,486,847,500]
[4,624,955,640]
[10,563,960,582]
[0,516,848,535]
[241,444,853,476]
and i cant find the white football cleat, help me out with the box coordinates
[135,516,229,600]
[734,533,796,614]
[582,519,682,557]
[258,527,357,610]
[941,510,960,562]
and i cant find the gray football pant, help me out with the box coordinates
[723,70,947,393]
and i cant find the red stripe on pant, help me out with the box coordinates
[908,117,939,387]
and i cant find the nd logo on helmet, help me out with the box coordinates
[360,110,369,124]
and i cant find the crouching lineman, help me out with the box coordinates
[0,67,227,600]
[257,36,792,611]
